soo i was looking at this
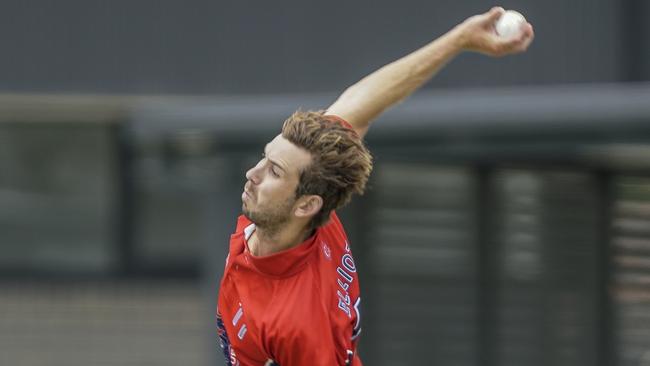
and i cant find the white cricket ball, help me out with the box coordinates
[495,10,526,38]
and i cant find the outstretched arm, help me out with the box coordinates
[326,7,534,138]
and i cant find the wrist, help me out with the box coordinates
[446,23,470,53]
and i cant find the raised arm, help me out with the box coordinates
[326,7,534,138]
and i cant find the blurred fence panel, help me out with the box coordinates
[492,170,600,366]
[612,177,650,366]
[131,130,224,272]
[0,122,119,274]
[363,164,478,365]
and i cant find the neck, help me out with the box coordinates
[249,221,314,257]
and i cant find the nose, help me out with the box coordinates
[245,160,263,184]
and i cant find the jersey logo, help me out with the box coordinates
[333,242,363,342]
[336,252,357,318]
[322,241,332,260]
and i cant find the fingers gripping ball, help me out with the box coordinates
[495,10,527,38]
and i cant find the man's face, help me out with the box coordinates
[242,134,311,231]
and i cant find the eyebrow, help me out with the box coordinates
[264,144,287,172]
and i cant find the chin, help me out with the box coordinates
[241,206,255,222]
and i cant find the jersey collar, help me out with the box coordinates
[235,217,320,278]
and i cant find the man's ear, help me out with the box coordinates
[294,195,323,219]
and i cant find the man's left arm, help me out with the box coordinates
[326,7,534,138]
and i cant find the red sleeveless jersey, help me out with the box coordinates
[216,212,363,366]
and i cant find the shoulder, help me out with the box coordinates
[319,211,347,241]
[317,212,355,264]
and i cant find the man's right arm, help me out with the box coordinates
[326,7,534,138]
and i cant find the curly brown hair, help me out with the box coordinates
[281,110,373,229]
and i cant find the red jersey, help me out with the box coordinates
[217,212,363,366]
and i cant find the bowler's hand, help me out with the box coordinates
[454,7,534,57]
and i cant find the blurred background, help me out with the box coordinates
[1,0,649,365]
